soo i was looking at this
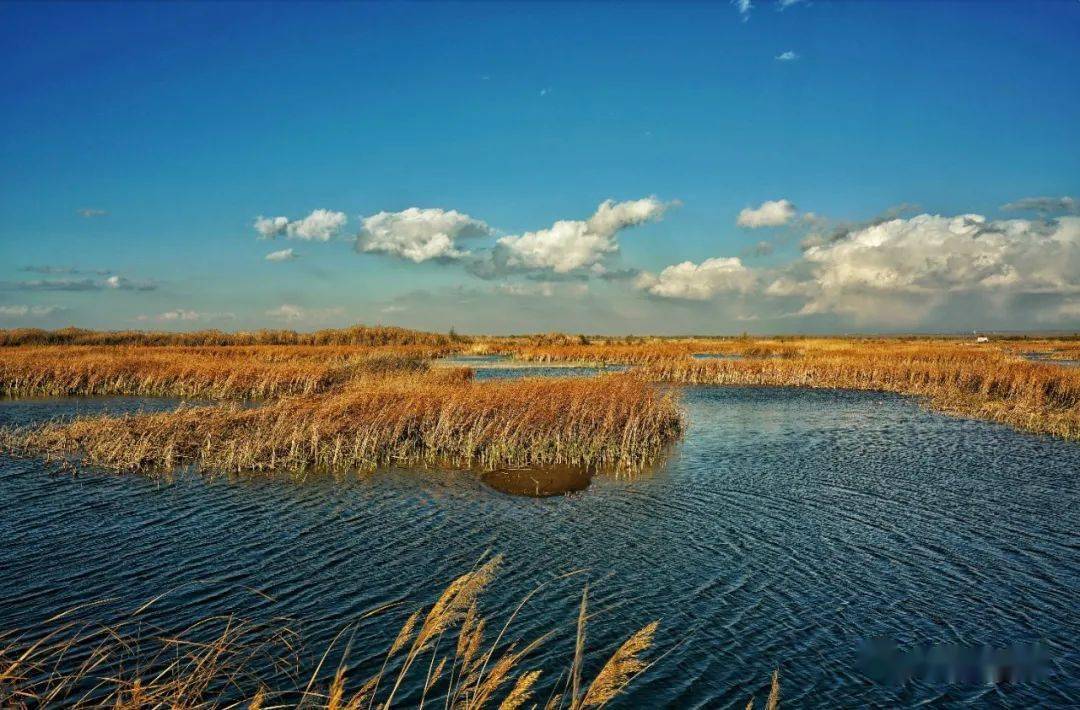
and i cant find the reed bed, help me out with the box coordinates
[2,372,683,475]
[0,324,458,348]
[0,346,441,400]
[504,338,1080,440]
[3,555,775,709]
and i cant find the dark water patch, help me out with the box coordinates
[436,354,627,380]
[692,353,745,360]
[482,464,594,497]
[1021,353,1080,367]
[1,390,1078,707]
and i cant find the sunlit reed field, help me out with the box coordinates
[2,555,781,709]
[1,327,1078,482]
[501,336,1080,440]
[4,371,681,475]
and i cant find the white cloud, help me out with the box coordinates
[104,275,157,291]
[495,281,589,298]
[636,257,755,300]
[495,197,670,274]
[732,0,752,20]
[287,209,347,241]
[137,309,237,323]
[254,210,347,241]
[77,208,107,218]
[265,248,296,262]
[358,208,493,263]
[265,304,345,323]
[737,199,797,228]
[770,214,1080,321]
[775,51,799,62]
[0,305,62,317]
[3,274,156,292]
[254,215,289,238]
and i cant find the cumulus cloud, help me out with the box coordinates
[492,197,670,275]
[254,216,289,238]
[265,304,345,323]
[775,51,799,61]
[254,210,347,241]
[737,199,797,228]
[1000,196,1078,216]
[137,309,236,323]
[77,208,107,218]
[732,0,752,20]
[265,248,296,262]
[634,210,1080,326]
[0,305,63,317]
[769,213,1080,322]
[357,208,492,263]
[287,209,348,241]
[636,257,756,300]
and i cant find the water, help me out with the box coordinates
[692,353,744,360]
[1021,353,1080,367]
[1,385,1078,707]
[436,354,628,379]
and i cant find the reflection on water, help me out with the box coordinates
[692,353,744,361]
[482,465,593,497]
[1021,353,1080,367]
[1,386,1078,707]
[435,354,627,380]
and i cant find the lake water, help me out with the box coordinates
[1,380,1078,707]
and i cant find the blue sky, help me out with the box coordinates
[1,0,1078,334]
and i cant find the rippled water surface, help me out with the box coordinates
[2,385,1078,708]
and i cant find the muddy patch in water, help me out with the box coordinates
[481,465,593,497]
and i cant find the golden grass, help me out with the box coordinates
[0,345,443,400]
[3,332,1074,479]
[2,371,682,475]
[504,337,1080,440]
[0,557,693,709]
[0,324,457,348]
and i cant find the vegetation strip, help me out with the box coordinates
[1,371,682,475]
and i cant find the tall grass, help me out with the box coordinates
[505,338,1080,440]
[1,556,719,708]
[2,372,683,475]
[0,346,442,400]
[0,324,457,348]
[1,558,786,709]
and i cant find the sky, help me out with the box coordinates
[1,0,1078,335]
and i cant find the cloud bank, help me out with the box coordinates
[1000,196,1078,215]
[265,304,345,323]
[1,275,157,291]
[137,309,236,323]
[643,210,1080,325]
[0,305,63,317]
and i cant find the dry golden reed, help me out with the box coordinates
[0,345,444,399]
[2,371,683,475]
[506,337,1080,440]
[0,559,718,710]
[0,324,457,348]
